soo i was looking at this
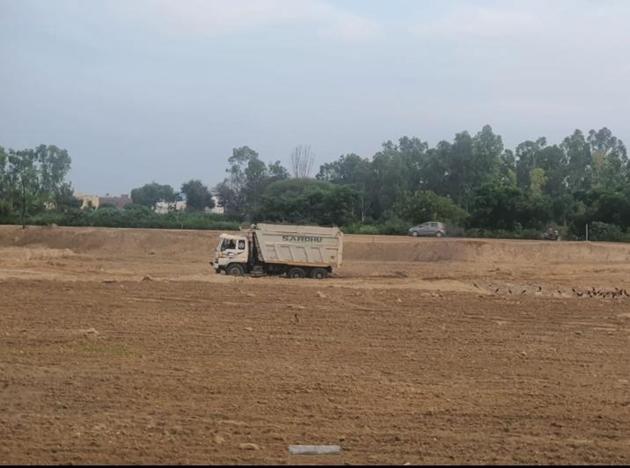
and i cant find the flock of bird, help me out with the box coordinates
[571,287,630,299]
[473,282,630,299]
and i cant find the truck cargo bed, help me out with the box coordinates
[254,224,343,268]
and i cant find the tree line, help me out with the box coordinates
[0,145,227,229]
[2,125,629,240]
[213,126,630,240]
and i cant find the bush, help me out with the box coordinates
[1,208,241,231]
[342,223,381,235]
[342,217,409,236]
[588,222,630,242]
[0,200,13,217]
[464,227,543,240]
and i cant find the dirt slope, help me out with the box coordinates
[3,225,630,264]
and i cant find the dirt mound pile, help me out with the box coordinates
[3,226,630,265]
[343,236,630,264]
[0,226,221,257]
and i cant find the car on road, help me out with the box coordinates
[408,221,446,237]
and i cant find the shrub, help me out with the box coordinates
[588,222,629,242]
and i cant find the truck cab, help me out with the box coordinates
[212,233,249,275]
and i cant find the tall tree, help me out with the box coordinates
[393,190,468,226]
[181,179,214,212]
[216,146,289,218]
[317,153,372,221]
[2,145,74,225]
[290,144,315,178]
[0,146,8,214]
[562,129,592,193]
[130,182,178,208]
[587,127,628,189]
[257,178,358,226]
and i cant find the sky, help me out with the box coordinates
[1,0,629,195]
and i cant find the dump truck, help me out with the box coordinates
[211,223,343,279]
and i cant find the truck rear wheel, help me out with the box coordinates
[311,268,328,280]
[226,264,245,276]
[287,267,306,279]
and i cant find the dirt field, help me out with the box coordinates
[1,225,629,464]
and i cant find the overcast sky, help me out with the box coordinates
[1,0,629,195]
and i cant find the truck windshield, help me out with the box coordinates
[221,239,237,251]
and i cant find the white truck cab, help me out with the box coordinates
[213,233,248,272]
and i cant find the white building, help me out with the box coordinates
[207,193,224,214]
[74,192,100,209]
[154,200,187,214]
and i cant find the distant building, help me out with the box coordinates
[208,193,224,214]
[154,200,186,214]
[73,192,132,209]
[99,194,132,209]
[74,192,100,209]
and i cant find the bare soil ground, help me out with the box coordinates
[1,226,629,464]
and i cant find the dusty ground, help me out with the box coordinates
[1,225,629,464]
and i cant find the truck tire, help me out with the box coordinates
[226,264,245,276]
[287,267,306,279]
[310,268,328,280]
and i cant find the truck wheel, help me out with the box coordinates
[226,264,245,276]
[311,268,328,280]
[287,267,306,279]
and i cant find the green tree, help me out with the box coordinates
[469,182,526,230]
[0,146,8,216]
[587,127,628,189]
[7,150,42,227]
[562,130,592,193]
[317,153,373,221]
[215,146,289,218]
[54,183,81,211]
[2,145,73,225]
[257,178,358,226]
[425,128,502,210]
[529,167,547,197]
[393,190,468,226]
[35,145,72,199]
[130,182,178,208]
[181,179,214,212]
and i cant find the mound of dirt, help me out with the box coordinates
[0,226,220,257]
[344,236,630,264]
[3,225,630,265]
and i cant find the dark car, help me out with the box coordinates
[408,221,446,237]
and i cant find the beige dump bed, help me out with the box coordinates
[253,223,343,268]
